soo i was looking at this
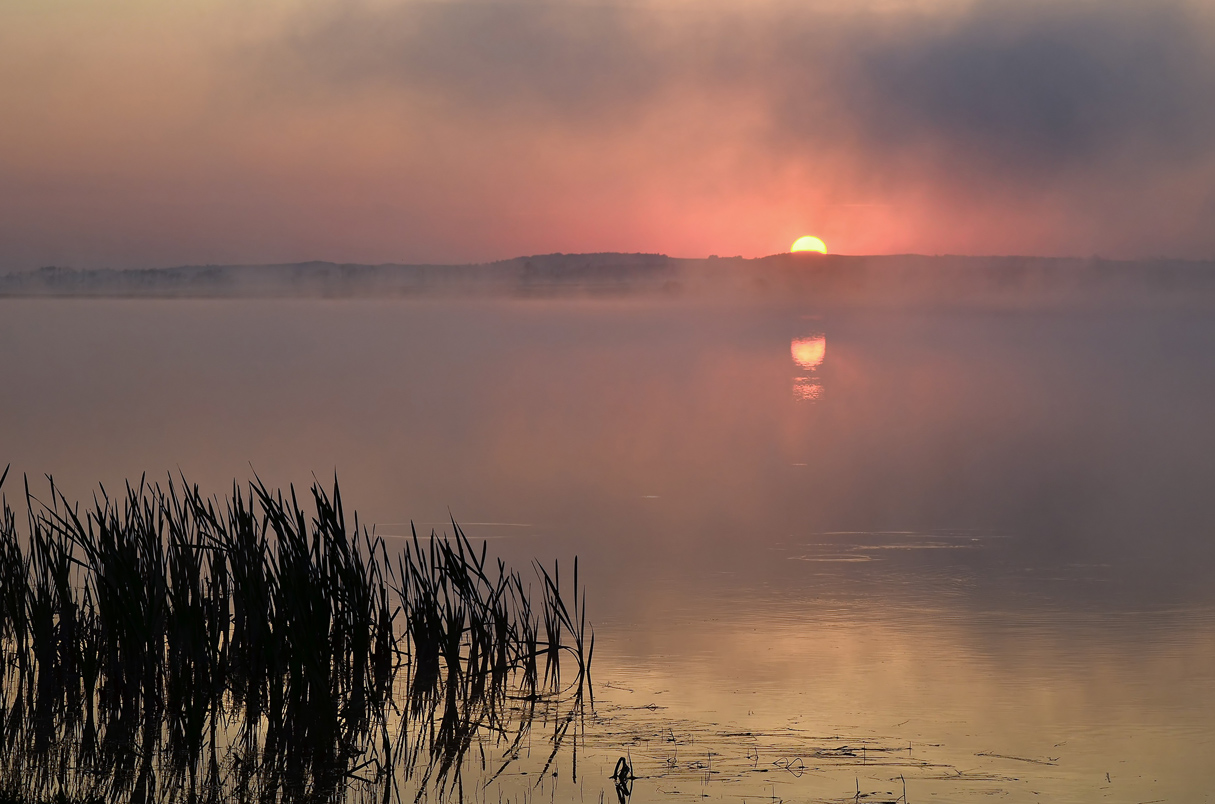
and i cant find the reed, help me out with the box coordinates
[0,468,591,804]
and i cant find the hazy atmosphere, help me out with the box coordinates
[3,0,1215,269]
[3,2,1214,803]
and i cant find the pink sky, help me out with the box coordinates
[2,0,1214,269]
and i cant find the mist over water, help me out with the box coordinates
[2,295,1214,801]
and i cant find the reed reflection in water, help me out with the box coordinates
[0,471,590,803]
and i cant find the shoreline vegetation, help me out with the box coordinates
[0,467,591,804]
[2,253,1215,306]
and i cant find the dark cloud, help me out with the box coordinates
[279,3,676,118]
[279,0,1215,178]
[830,2,1215,172]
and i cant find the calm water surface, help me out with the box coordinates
[2,298,1214,802]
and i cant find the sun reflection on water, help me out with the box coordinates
[791,336,826,369]
[791,334,825,400]
[793,377,823,400]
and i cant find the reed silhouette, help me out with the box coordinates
[0,467,591,803]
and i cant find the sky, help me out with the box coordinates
[2,0,1214,269]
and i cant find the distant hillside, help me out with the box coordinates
[3,252,1214,307]
[0,254,679,299]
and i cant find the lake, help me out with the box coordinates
[2,296,1213,802]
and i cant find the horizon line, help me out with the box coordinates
[8,251,1215,274]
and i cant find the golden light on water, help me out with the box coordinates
[793,378,823,400]
[790,236,827,254]
[791,336,826,369]
[792,335,826,400]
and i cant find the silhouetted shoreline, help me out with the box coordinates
[3,253,1214,306]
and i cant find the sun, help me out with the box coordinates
[790,235,827,254]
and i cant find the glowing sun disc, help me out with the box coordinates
[791,235,827,254]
